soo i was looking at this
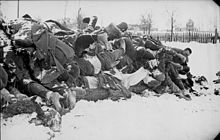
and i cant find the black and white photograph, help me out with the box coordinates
[0,0,220,140]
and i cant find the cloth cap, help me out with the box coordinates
[105,23,122,40]
[117,22,128,32]
[82,17,90,24]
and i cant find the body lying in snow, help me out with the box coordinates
[81,66,152,90]
[71,66,151,101]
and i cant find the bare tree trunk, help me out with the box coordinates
[171,16,173,42]
[188,29,191,42]
[17,0,19,18]
[148,24,151,35]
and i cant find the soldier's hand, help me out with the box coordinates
[15,93,28,100]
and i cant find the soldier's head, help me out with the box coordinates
[184,48,192,56]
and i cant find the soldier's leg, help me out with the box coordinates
[165,73,181,93]
[27,82,63,112]
[165,73,191,100]
[168,63,185,90]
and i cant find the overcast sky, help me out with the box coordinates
[1,0,219,31]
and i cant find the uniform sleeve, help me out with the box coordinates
[0,65,8,89]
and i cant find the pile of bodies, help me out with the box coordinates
[0,14,214,131]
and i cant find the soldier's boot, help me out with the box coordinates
[66,88,76,110]
[181,90,192,100]
[47,91,64,113]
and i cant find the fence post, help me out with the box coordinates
[182,33,183,42]
[205,34,208,43]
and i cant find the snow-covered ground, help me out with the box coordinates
[1,42,220,140]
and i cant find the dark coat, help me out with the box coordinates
[171,47,189,63]
[0,65,8,90]
[117,37,155,71]
[74,34,97,57]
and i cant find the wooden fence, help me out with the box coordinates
[150,32,216,43]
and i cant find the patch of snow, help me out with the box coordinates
[1,113,54,140]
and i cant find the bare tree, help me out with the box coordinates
[166,10,176,41]
[140,14,147,34]
[146,14,152,35]
[17,0,20,18]
[140,13,153,35]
